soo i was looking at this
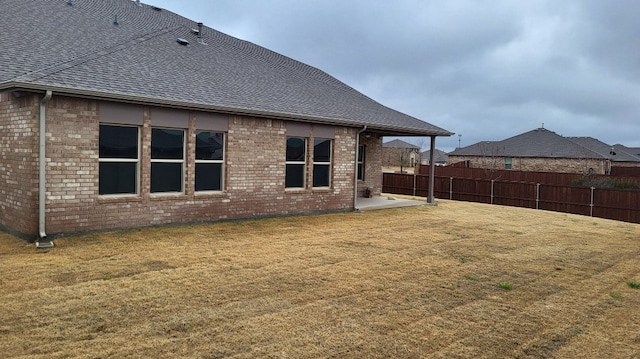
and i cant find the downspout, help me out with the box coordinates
[353,125,367,211]
[36,91,54,248]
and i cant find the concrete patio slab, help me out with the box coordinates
[355,195,429,211]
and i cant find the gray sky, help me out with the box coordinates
[146,0,640,152]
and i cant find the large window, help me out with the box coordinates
[195,131,224,191]
[99,124,139,195]
[357,145,365,180]
[286,137,306,188]
[313,139,332,187]
[151,128,185,193]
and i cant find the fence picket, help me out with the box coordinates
[382,172,640,224]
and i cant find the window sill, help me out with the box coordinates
[194,191,226,197]
[150,192,188,200]
[98,194,142,203]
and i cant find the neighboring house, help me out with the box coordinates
[0,0,452,243]
[420,149,449,166]
[382,139,420,169]
[448,128,619,174]
[567,137,640,169]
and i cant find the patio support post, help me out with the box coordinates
[428,136,436,204]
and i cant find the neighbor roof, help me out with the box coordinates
[449,128,607,159]
[612,144,640,160]
[383,139,420,149]
[0,0,452,137]
[420,149,449,163]
[568,137,640,162]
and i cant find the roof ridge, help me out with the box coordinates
[12,25,180,83]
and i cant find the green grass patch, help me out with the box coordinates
[497,282,512,290]
[627,281,640,289]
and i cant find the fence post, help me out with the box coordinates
[450,177,453,200]
[536,183,540,210]
[590,186,595,217]
[491,180,495,205]
[413,173,417,197]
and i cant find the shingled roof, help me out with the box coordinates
[449,128,607,159]
[383,139,420,149]
[0,0,452,137]
[568,137,640,162]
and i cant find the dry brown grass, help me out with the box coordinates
[1,200,640,358]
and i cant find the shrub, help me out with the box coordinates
[572,176,640,190]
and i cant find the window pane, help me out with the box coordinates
[99,125,138,159]
[286,137,306,161]
[99,162,136,195]
[285,164,304,188]
[152,129,184,159]
[314,139,331,162]
[195,163,222,191]
[357,163,364,180]
[196,131,224,160]
[313,164,330,187]
[151,162,183,192]
[357,145,365,162]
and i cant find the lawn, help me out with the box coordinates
[1,199,639,358]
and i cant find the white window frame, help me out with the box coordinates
[98,124,140,197]
[286,136,307,189]
[195,131,225,193]
[312,138,332,188]
[150,127,186,194]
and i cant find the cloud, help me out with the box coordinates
[149,0,640,151]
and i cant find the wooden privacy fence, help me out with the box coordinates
[382,173,640,224]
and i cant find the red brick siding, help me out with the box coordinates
[358,134,383,196]
[19,96,361,237]
[0,92,39,236]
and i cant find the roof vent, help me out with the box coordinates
[176,38,190,46]
[152,6,162,11]
[113,15,119,26]
[67,0,73,6]
[196,22,206,44]
[136,0,142,6]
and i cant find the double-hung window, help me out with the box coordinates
[195,131,224,191]
[313,138,332,188]
[151,128,185,193]
[286,137,306,188]
[99,124,139,195]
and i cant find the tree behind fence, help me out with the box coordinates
[382,172,640,224]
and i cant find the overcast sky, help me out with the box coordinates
[146,0,640,152]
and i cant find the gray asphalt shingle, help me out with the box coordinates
[0,0,452,137]
[449,128,608,159]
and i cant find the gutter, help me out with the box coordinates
[1,83,454,137]
[353,125,367,211]
[36,90,54,248]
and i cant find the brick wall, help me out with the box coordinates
[0,91,39,237]
[7,96,365,238]
[448,155,607,175]
[359,134,382,196]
